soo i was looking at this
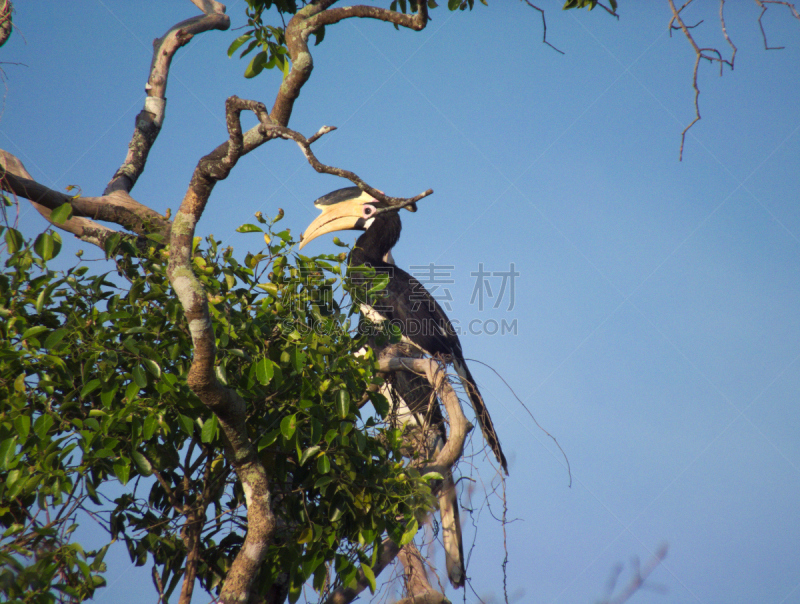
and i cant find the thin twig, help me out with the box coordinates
[521,2,565,54]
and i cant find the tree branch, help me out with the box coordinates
[264,121,433,212]
[166,95,276,604]
[105,6,230,194]
[186,1,430,167]
[0,149,170,249]
[396,543,447,603]
[753,0,800,50]
[521,2,565,54]
[599,544,669,604]
[376,355,472,473]
[667,0,735,160]
[269,2,428,127]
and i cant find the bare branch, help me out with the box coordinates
[105,9,230,194]
[323,347,472,604]
[397,542,436,597]
[599,544,669,604]
[189,0,226,14]
[0,149,169,249]
[596,2,620,17]
[183,3,430,177]
[667,0,735,160]
[270,2,428,127]
[395,592,451,604]
[720,0,737,68]
[376,355,472,473]
[263,121,433,212]
[753,0,800,50]
[521,2,565,54]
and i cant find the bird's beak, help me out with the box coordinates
[299,191,376,250]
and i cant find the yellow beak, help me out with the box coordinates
[299,193,375,250]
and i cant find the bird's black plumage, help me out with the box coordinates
[301,187,508,475]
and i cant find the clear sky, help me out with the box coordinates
[2,2,799,603]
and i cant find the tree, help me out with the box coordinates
[2,2,798,603]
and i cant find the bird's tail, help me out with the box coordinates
[439,469,465,588]
[453,358,509,474]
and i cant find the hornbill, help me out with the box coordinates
[298,186,509,473]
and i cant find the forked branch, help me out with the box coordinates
[668,0,799,160]
[0,149,168,249]
[105,7,230,194]
[754,0,800,49]
[266,121,433,211]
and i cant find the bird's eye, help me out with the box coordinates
[361,204,376,219]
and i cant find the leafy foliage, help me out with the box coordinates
[562,0,618,12]
[229,0,618,79]
[0,217,436,602]
[228,1,298,79]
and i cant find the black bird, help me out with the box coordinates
[298,187,508,475]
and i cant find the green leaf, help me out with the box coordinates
[297,527,313,544]
[100,386,118,409]
[13,415,31,440]
[112,459,131,484]
[215,365,228,385]
[34,232,58,260]
[244,50,267,78]
[235,223,264,233]
[131,451,153,476]
[44,328,69,349]
[124,381,139,403]
[299,445,321,466]
[13,373,25,393]
[33,414,54,440]
[361,563,376,594]
[255,357,274,385]
[370,391,389,418]
[312,24,325,46]
[317,454,331,474]
[399,518,419,546]
[4,227,23,253]
[335,390,350,419]
[227,33,252,57]
[280,414,297,440]
[103,232,121,258]
[132,364,148,388]
[50,203,73,224]
[178,414,195,436]
[80,379,102,399]
[21,325,48,341]
[0,437,16,470]
[142,358,161,378]
[201,414,218,444]
[143,415,157,440]
[314,475,333,490]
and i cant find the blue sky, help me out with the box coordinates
[3,2,800,603]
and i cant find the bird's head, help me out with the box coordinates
[298,186,416,250]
